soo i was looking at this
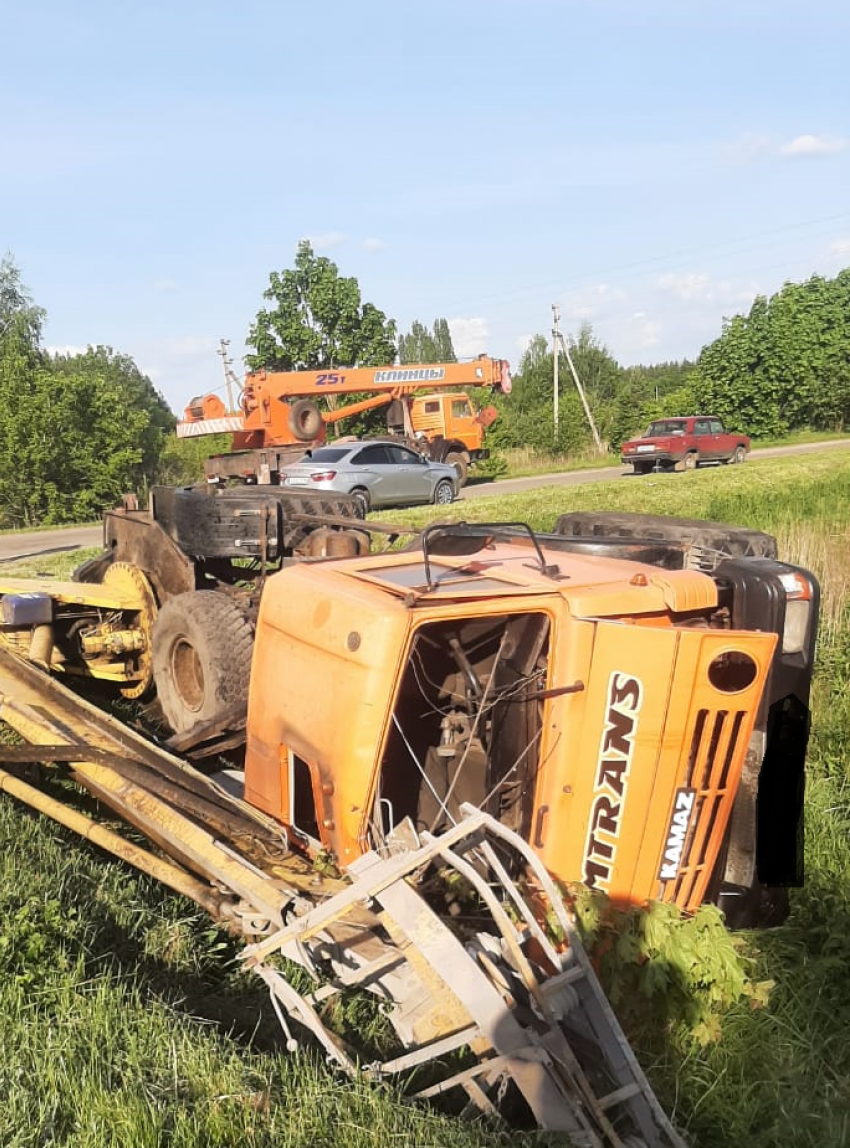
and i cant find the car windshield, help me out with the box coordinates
[645,421,687,436]
[297,447,352,463]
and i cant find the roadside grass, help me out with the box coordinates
[0,448,848,1146]
[483,429,850,482]
[379,448,850,541]
[0,551,99,580]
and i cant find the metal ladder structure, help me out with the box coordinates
[244,808,686,1147]
[0,647,686,1147]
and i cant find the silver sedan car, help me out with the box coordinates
[279,440,459,510]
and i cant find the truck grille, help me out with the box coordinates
[662,706,748,911]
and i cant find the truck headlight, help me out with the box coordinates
[779,572,814,655]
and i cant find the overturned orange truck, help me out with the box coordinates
[0,507,816,932]
[242,513,816,929]
[0,506,819,1138]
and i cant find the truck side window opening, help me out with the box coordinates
[291,754,320,842]
[423,401,440,414]
[371,614,550,851]
[451,399,472,418]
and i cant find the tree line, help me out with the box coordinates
[1,243,848,528]
[492,267,850,457]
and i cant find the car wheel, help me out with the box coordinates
[683,451,699,471]
[433,479,455,505]
[351,486,371,514]
[732,445,747,464]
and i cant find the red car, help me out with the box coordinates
[621,416,751,474]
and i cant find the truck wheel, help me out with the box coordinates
[151,591,254,735]
[288,399,323,442]
[731,445,747,464]
[552,511,778,569]
[432,479,455,505]
[445,451,469,487]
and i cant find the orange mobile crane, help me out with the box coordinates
[177,355,512,486]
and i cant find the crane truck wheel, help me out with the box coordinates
[288,399,323,442]
[151,591,254,735]
[445,451,469,487]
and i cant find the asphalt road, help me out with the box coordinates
[1,439,847,562]
[462,437,850,499]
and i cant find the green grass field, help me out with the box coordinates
[1,448,849,1147]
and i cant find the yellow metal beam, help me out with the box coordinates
[0,764,225,919]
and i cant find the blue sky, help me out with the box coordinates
[4,0,848,413]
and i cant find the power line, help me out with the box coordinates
[440,210,850,314]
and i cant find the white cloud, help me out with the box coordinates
[164,335,220,358]
[564,302,593,321]
[588,282,626,302]
[45,344,88,358]
[721,132,774,163]
[515,333,534,355]
[154,278,178,293]
[305,231,346,251]
[779,134,847,157]
[626,312,661,349]
[656,272,711,301]
[362,236,385,253]
[828,236,850,257]
[448,316,490,358]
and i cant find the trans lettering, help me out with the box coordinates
[583,672,643,889]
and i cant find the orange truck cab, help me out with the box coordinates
[244,521,818,928]
[405,391,494,451]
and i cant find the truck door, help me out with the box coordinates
[446,396,479,449]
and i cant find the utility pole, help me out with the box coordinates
[551,308,604,454]
[552,304,560,443]
[217,338,237,411]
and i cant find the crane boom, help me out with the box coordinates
[176,355,512,487]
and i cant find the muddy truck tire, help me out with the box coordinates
[151,591,254,735]
[553,511,777,572]
[444,450,469,487]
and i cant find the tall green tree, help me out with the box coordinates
[246,240,397,370]
[0,346,175,527]
[565,323,621,403]
[0,256,176,526]
[398,318,457,363]
[488,333,610,455]
[692,270,850,435]
[0,254,45,387]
